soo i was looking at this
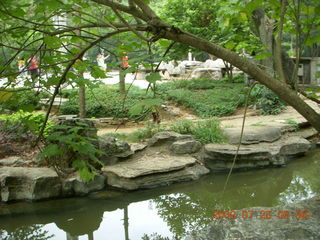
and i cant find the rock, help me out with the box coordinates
[98,136,134,164]
[170,140,202,154]
[61,177,75,197]
[61,174,106,197]
[72,175,106,196]
[0,156,28,167]
[279,136,311,156]
[185,197,320,240]
[203,136,311,171]
[0,167,61,202]
[130,143,148,153]
[191,68,221,79]
[148,131,193,147]
[224,126,282,144]
[102,154,209,190]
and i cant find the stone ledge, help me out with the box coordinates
[203,136,311,171]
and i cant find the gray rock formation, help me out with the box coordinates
[185,197,320,240]
[61,174,106,196]
[0,167,61,202]
[224,126,282,144]
[170,139,202,154]
[191,68,221,79]
[99,136,134,164]
[102,154,209,190]
[203,136,311,171]
[0,156,31,167]
[148,131,193,147]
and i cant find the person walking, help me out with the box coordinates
[28,56,39,80]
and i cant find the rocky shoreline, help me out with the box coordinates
[0,119,318,203]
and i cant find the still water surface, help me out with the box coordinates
[0,149,319,240]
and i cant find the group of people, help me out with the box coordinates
[96,52,129,71]
[17,57,39,80]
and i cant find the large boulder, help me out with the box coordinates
[0,167,61,202]
[203,136,311,171]
[102,154,209,190]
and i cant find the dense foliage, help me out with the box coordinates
[60,84,154,118]
[41,121,104,181]
[0,111,51,141]
[158,79,246,117]
[0,89,50,112]
[60,79,246,119]
[251,85,286,115]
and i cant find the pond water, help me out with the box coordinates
[0,149,319,240]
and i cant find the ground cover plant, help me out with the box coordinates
[60,84,155,119]
[157,78,246,118]
[60,78,247,120]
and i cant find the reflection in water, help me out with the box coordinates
[278,176,316,204]
[0,225,53,240]
[0,149,319,240]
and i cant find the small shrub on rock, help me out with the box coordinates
[41,120,104,182]
[170,118,225,143]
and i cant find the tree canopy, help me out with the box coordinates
[1,0,320,133]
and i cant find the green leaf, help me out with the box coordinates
[0,91,13,102]
[44,36,62,49]
[11,8,26,17]
[79,167,94,182]
[146,72,161,83]
[19,104,36,112]
[254,51,271,60]
[225,41,236,50]
[91,66,107,79]
[239,12,247,22]
[129,98,163,116]
[129,104,144,116]
[41,144,63,158]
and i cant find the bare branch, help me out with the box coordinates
[111,6,149,42]
[89,0,148,21]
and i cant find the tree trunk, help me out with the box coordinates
[79,86,86,119]
[161,30,320,132]
[75,11,86,118]
[119,68,126,95]
[252,8,275,75]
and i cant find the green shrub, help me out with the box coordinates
[169,118,225,143]
[105,123,162,142]
[0,111,52,141]
[169,119,194,134]
[251,85,286,115]
[0,89,50,112]
[41,122,104,182]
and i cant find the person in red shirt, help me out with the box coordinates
[28,57,39,80]
[121,53,129,69]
